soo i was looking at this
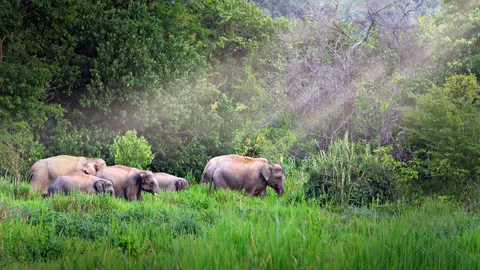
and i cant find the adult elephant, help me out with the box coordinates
[201,154,269,184]
[47,173,115,197]
[205,155,285,196]
[95,165,160,201]
[154,173,189,192]
[29,155,107,196]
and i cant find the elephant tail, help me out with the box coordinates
[27,160,48,182]
[208,173,217,195]
[27,170,33,182]
[27,166,36,182]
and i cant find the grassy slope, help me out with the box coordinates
[0,174,479,269]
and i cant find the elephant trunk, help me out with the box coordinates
[275,181,285,196]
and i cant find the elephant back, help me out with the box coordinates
[95,166,131,197]
[95,166,159,200]
[154,172,188,191]
[202,154,270,184]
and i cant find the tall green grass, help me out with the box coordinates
[1,175,479,269]
[305,134,402,205]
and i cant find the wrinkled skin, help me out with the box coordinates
[205,155,285,196]
[154,173,189,192]
[29,155,107,195]
[95,165,160,201]
[47,173,115,197]
[201,154,269,184]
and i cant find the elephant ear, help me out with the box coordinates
[260,164,273,182]
[175,179,188,191]
[273,164,284,179]
[94,180,106,192]
[182,179,189,190]
[81,160,92,174]
[139,171,147,183]
[94,159,106,171]
[175,180,180,191]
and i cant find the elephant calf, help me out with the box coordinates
[29,155,107,196]
[95,165,160,201]
[47,173,115,197]
[154,173,189,192]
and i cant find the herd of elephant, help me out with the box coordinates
[28,154,285,201]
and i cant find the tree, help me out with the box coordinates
[241,0,436,152]
[187,0,275,63]
[434,1,480,78]
[0,61,63,181]
[404,74,480,197]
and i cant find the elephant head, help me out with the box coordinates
[261,163,285,196]
[139,171,161,195]
[94,179,115,196]
[175,178,189,191]
[82,158,107,175]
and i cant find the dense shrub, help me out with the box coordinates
[305,135,403,205]
[350,158,402,205]
[150,139,210,183]
[109,130,154,170]
[44,120,115,160]
[0,121,44,182]
[234,125,298,162]
[404,74,480,199]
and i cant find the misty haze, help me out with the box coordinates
[1,0,479,269]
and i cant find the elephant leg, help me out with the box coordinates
[245,187,261,196]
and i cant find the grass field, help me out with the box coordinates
[0,173,479,269]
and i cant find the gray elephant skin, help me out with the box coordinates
[29,155,107,195]
[203,154,285,196]
[154,172,189,191]
[95,165,160,201]
[47,172,115,197]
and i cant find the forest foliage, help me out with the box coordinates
[1,0,479,203]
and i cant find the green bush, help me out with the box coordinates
[305,134,403,205]
[404,74,480,199]
[350,158,402,205]
[109,130,155,170]
[45,120,115,160]
[233,124,298,162]
[151,139,209,183]
[0,121,36,183]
